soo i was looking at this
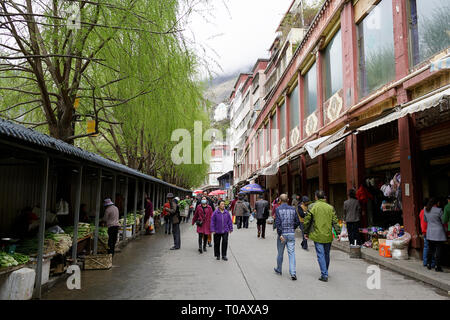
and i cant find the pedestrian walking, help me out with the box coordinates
[188,198,196,223]
[166,193,181,250]
[274,194,300,280]
[343,189,361,246]
[272,197,280,230]
[192,196,213,254]
[103,198,120,256]
[243,196,252,228]
[303,190,341,282]
[255,194,269,238]
[298,196,310,250]
[424,198,447,272]
[162,201,172,234]
[419,198,436,268]
[144,197,154,235]
[210,200,233,261]
[292,194,300,211]
[233,195,249,229]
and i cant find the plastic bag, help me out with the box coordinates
[267,217,274,224]
[391,232,411,249]
[392,248,409,260]
[47,225,65,234]
[339,224,349,242]
[56,199,69,215]
[249,215,254,222]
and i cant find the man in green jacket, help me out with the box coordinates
[303,190,341,282]
[444,195,450,232]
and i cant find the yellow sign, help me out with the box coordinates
[87,120,97,136]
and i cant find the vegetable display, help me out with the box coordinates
[0,252,19,268]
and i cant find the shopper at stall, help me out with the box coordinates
[304,191,341,282]
[343,189,362,246]
[210,200,233,261]
[233,195,249,229]
[255,194,270,238]
[166,193,181,250]
[144,197,154,235]
[192,196,213,254]
[274,194,300,281]
[419,198,435,268]
[162,201,172,234]
[424,198,447,272]
[103,198,120,256]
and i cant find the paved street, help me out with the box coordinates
[43,220,449,300]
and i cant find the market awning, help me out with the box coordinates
[430,55,450,72]
[289,147,305,161]
[278,156,289,168]
[260,162,279,176]
[304,125,350,159]
[357,86,450,132]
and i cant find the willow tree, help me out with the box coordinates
[0,0,212,187]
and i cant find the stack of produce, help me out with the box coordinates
[64,223,92,240]
[52,234,72,255]
[98,227,109,242]
[16,238,55,256]
[0,252,19,268]
[11,253,29,265]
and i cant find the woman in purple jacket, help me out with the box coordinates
[211,200,233,261]
[192,196,213,254]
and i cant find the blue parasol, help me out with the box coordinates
[240,183,265,194]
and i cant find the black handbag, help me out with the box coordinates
[196,207,206,226]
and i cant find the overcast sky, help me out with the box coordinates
[184,0,293,78]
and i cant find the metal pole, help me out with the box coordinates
[133,179,138,237]
[34,157,49,300]
[141,181,145,233]
[93,168,102,254]
[71,165,83,263]
[151,183,155,210]
[156,186,160,210]
[122,177,129,240]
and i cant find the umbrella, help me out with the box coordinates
[240,183,265,194]
[193,190,203,195]
[210,190,226,196]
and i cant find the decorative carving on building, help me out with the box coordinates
[290,126,300,147]
[305,112,319,137]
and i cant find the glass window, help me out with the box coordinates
[304,62,317,117]
[271,112,277,146]
[289,85,300,130]
[265,123,269,152]
[323,29,343,100]
[358,0,395,97]
[279,102,286,139]
[258,130,263,159]
[409,0,450,65]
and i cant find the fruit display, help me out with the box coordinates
[0,252,19,268]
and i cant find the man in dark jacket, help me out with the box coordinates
[274,194,300,281]
[255,194,269,238]
[343,188,361,246]
[166,193,181,250]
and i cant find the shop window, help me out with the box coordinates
[323,29,343,101]
[304,62,317,117]
[357,0,395,98]
[289,85,300,130]
[409,0,450,66]
[265,123,269,153]
[258,130,263,162]
[271,112,278,146]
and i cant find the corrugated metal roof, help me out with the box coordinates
[0,118,190,193]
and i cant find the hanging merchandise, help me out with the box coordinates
[56,199,69,216]
[339,223,349,242]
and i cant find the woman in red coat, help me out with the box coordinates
[192,196,213,254]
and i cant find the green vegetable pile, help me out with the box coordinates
[0,252,19,268]
[11,253,29,265]
[64,223,92,239]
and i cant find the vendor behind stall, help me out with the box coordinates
[79,204,90,223]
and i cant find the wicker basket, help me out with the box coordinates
[84,254,112,270]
